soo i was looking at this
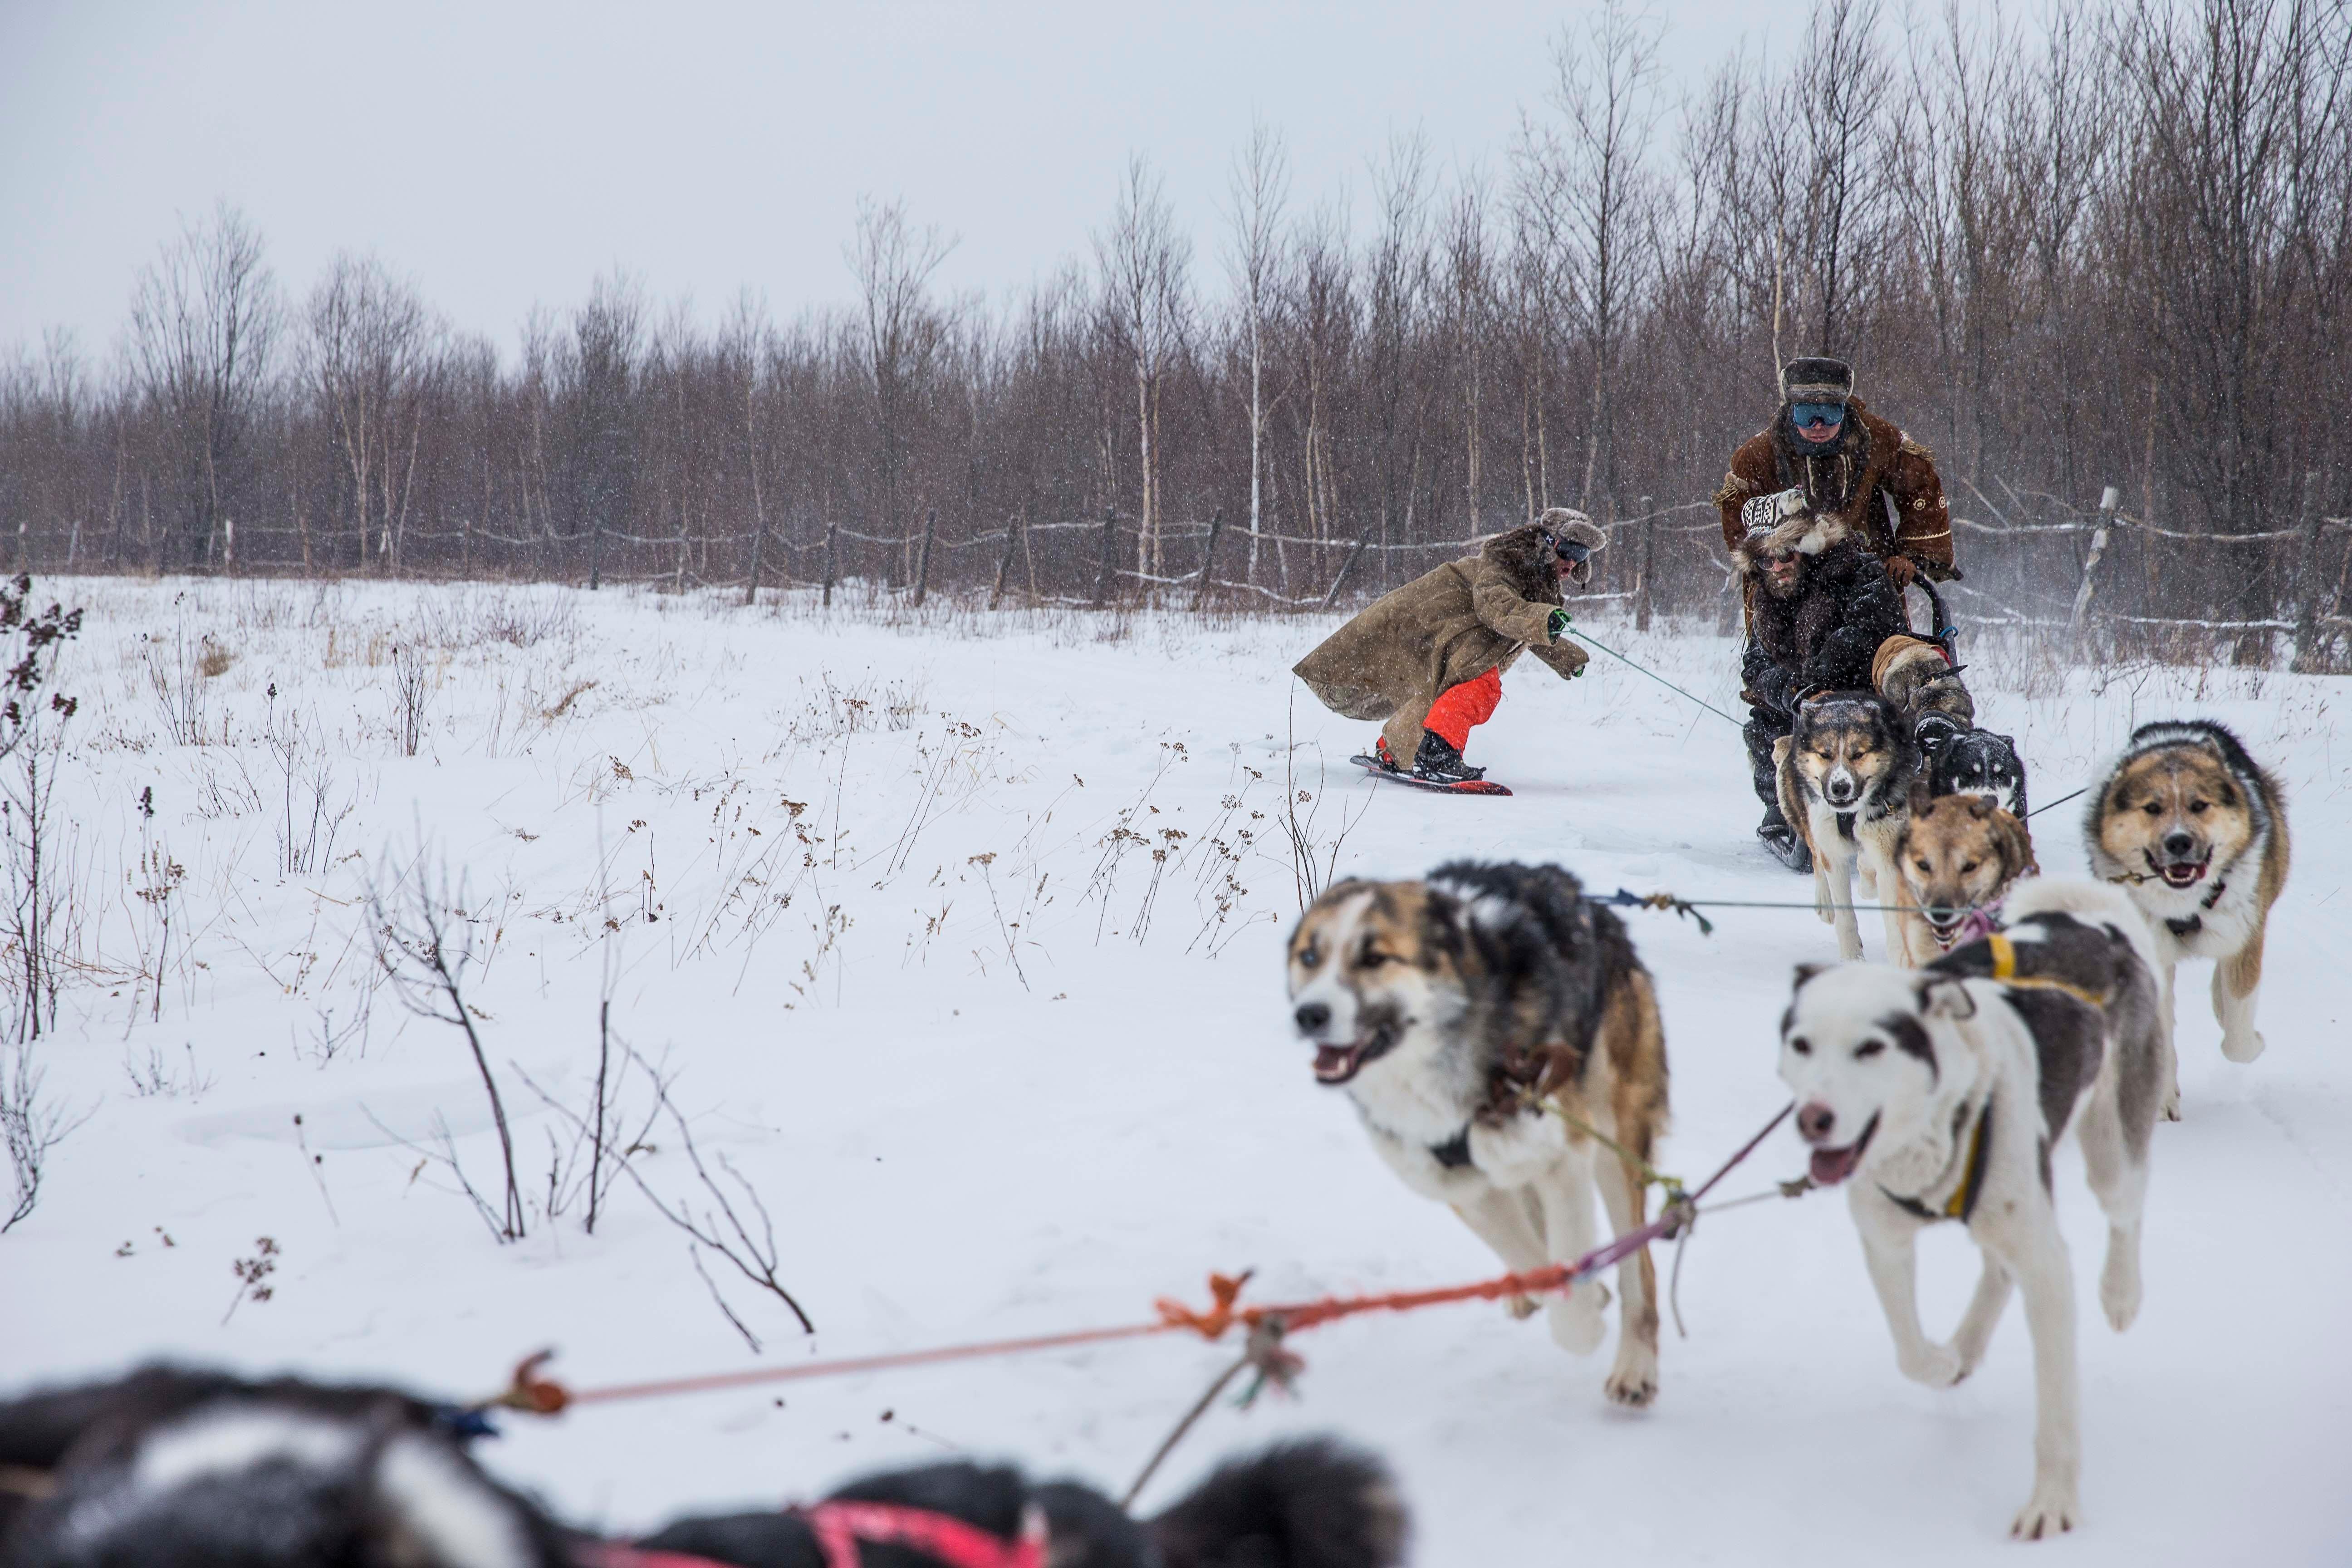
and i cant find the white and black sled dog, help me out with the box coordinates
[1286,860,1671,1406]
[1777,879,2166,1540]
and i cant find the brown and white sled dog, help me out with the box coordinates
[1285,860,1670,1406]
[2085,719,2289,1114]
[1779,878,2166,1539]
[1774,693,1922,962]
[1894,784,2039,962]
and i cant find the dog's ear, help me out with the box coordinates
[1793,961,1830,991]
[1917,975,1977,1020]
[1418,884,1465,969]
[1965,794,1992,819]
[1907,779,1933,815]
[2003,815,2039,878]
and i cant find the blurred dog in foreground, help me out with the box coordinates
[0,1365,1407,1568]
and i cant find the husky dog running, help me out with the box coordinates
[2085,719,2290,1114]
[1894,784,2039,960]
[1774,693,1922,962]
[1778,879,2165,1541]
[0,1366,1408,1568]
[1285,860,1671,1406]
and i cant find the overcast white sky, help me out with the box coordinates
[3,0,1784,359]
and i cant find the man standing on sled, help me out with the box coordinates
[1291,510,1605,790]
[1715,357,1959,867]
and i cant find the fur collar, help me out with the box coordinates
[1733,509,1853,573]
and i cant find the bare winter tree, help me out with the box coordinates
[304,252,443,573]
[562,273,644,589]
[1445,176,1494,539]
[1788,0,1895,356]
[125,202,282,567]
[849,198,955,584]
[2118,0,2351,653]
[1540,0,1666,515]
[1225,120,1290,584]
[1096,156,1193,573]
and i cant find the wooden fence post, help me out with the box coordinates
[990,512,1020,609]
[744,519,766,608]
[821,513,840,608]
[1092,505,1119,607]
[2290,470,2328,672]
[1635,494,1656,632]
[1323,519,1378,609]
[911,508,939,607]
[2066,485,2122,653]
[1192,508,1225,613]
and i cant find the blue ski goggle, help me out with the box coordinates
[1544,533,1592,566]
[1789,401,1847,430]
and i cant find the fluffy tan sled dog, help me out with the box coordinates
[1895,785,2038,961]
[2086,720,2289,1116]
[1284,861,1670,1406]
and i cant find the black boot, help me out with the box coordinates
[1757,804,1812,872]
[1745,709,1810,872]
[1411,730,1485,784]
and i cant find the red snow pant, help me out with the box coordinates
[1416,666,1504,752]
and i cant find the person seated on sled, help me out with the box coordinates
[1715,357,1958,866]
[1731,489,1911,869]
[1291,510,1603,784]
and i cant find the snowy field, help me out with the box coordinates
[4,577,2347,1564]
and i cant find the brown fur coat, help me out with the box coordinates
[1293,523,1591,727]
[1714,397,1955,579]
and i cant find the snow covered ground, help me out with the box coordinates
[5,577,2347,1564]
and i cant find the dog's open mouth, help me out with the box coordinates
[2148,849,2211,889]
[1311,1024,1396,1086]
[1807,1113,1879,1186]
[1927,915,1966,950]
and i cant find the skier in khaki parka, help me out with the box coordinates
[1292,510,1605,785]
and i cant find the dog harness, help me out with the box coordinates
[1883,1098,1993,1224]
[2163,875,2230,938]
[1982,931,2114,1009]
[580,1502,1047,1568]
[799,1501,1048,1568]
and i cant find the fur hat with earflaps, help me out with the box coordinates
[1535,506,1607,586]
[1733,487,1850,573]
[1778,357,1853,406]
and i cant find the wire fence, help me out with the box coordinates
[17,482,2350,669]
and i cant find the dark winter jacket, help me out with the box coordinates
[1735,516,1910,719]
[1293,515,1598,723]
[1714,397,1955,579]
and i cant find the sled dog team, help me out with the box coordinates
[1288,717,2288,1540]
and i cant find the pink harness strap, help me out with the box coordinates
[800,1499,1048,1568]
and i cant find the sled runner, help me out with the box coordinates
[1350,755,1512,795]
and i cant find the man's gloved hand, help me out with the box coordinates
[1557,637,1590,677]
[1547,607,1572,640]
[1886,554,1919,589]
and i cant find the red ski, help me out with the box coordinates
[1350,755,1513,795]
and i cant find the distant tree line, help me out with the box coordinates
[2,0,2347,662]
